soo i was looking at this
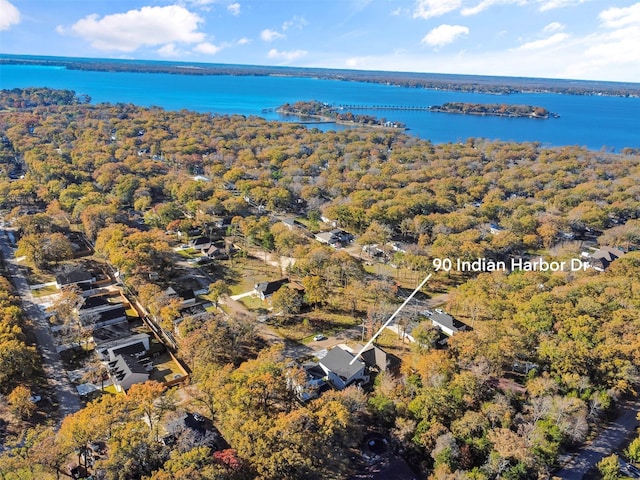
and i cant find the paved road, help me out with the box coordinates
[555,395,640,479]
[0,226,82,420]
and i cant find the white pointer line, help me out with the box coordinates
[349,272,433,365]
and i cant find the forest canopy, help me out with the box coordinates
[0,88,639,480]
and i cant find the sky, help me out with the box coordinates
[1,0,639,83]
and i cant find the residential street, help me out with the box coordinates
[554,395,640,479]
[0,224,82,420]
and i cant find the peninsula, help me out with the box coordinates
[277,100,406,129]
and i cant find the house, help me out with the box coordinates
[489,223,505,235]
[430,312,467,336]
[204,245,227,259]
[314,229,353,248]
[55,268,96,289]
[254,278,288,300]
[164,286,197,308]
[189,236,212,251]
[290,364,328,402]
[92,306,128,328]
[282,218,297,230]
[108,354,150,392]
[97,332,151,361]
[589,246,625,271]
[164,413,230,451]
[91,319,131,345]
[319,346,369,390]
[359,345,400,373]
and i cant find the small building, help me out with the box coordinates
[319,346,369,390]
[254,278,288,300]
[430,312,468,337]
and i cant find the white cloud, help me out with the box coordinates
[158,43,180,57]
[227,3,241,16]
[0,0,20,30]
[567,4,640,75]
[515,32,569,50]
[237,37,251,45]
[391,7,410,16]
[194,42,223,54]
[267,48,307,61]
[260,28,285,42]
[543,22,565,33]
[599,2,640,28]
[461,0,525,16]
[282,15,308,31]
[68,6,205,52]
[413,0,461,19]
[537,0,590,12]
[422,24,469,46]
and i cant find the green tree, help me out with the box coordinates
[597,454,621,480]
[270,287,302,320]
[7,384,37,419]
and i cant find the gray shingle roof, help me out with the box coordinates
[320,347,364,381]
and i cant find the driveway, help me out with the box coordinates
[0,226,82,419]
[554,395,640,479]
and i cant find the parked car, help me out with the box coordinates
[313,334,325,341]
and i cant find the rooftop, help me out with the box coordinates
[320,346,365,381]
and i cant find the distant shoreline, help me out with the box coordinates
[2,54,640,98]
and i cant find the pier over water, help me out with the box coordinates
[337,104,431,111]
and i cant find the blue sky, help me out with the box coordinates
[1,0,639,82]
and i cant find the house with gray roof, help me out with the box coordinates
[254,278,289,300]
[589,246,625,271]
[319,346,369,390]
[430,312,468,337]
[108,353,150,392]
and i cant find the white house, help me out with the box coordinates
[108,354,150,393]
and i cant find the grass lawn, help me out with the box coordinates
[363,262,398,278]
[176,247,200,258]
[238,294,265,310]
[31,284,60,297]
[149,353,186,383]
[374,328,413,361]
[22,267,56,286]
[275,311,359,342]
[221,256,281,296]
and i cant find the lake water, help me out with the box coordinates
[2,63,640,150]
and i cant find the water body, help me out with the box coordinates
[2,63,640,150]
